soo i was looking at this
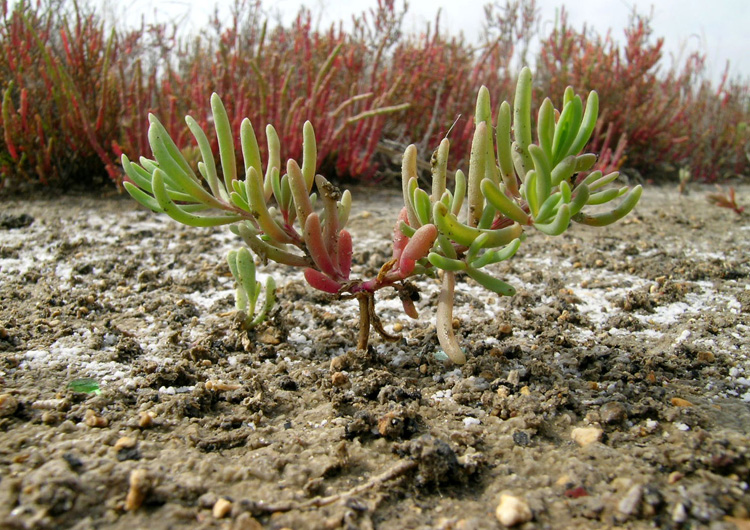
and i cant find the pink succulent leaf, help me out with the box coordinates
[398,257,416,277]
[304,268,342,294]
[304,212,338,278]
[399,223,438,271]
[392,207,409,262]
[337,229,353,279]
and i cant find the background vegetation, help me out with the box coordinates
[1,0,748,191]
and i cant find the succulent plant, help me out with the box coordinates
[123,67,641,364]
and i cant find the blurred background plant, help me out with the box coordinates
[706,185,744,215]
[1,0,748,191]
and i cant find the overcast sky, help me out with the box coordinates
[117,0,749,84]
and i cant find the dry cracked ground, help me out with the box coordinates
[0,183,749,530]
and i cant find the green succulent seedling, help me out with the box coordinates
[122,67,641,364]
[227,248,276,329]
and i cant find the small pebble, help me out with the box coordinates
[571,426,603,447]
[258,331,280,345]
[31,398,68,411]
[125,469,150,511]
[84,409,108,428]
[671,397,693,407]
[0,393,19,417]
[497,323,512,335]
[564,486,589,498]
[617,484,643,516]
[212,498,233,518]
[495,494,532,527]
[668,471,684,484]
[114,436,136,451]
[392,322,404,333]
[205,380,241,392]
[138,411,155,428]
[377,411,404,438]
[672,502,688,523]
[512,431,530,447]
[330,356,346,371]
[697,351,715,363]
[41,411,62,424]
[331,372,349,387]
[600,402,627,424]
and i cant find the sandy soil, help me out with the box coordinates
[0,183,749,530]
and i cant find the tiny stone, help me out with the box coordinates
[697,351,715,363]
[84,409,108,428]
[668,471,684,484]
[495,494,532,527]
[206,380,241,392]
[125,469,150,511]
[41,411,61,424]
[671,397,693,407]
[617,484,643,516]
[672,502,688,523]
[600,402,627,424]
[571,426,603,447]
[331,372,349,387]
[31,399,70,410]
[114,436,137,451]
[0,393,19,417]
[497,323,512,335]
[138,411,155,428]
[497,386,510,398]
[213,498,233,519]
[258,331,280,345]
[507,370,521,385]
[392,322,404,333]
[377,411,404,438]
[330,356,346,371]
